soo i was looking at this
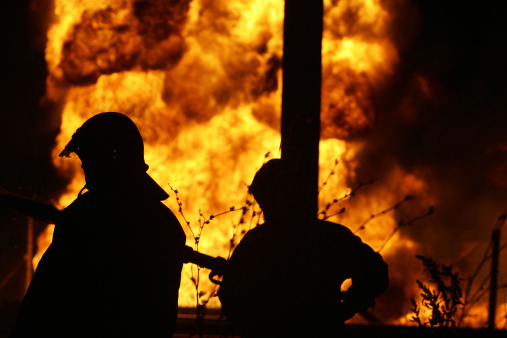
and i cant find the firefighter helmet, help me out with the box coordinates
[59,112,168,199]
[59,112,146,170]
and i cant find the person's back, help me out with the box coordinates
[10,113,185,337]
[218,159,388,337]
[13,188,185,337]
[220,217,387,337]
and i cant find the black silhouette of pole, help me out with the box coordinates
[281,0,322,219]
[488,228,500,330]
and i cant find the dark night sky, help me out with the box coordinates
[355,1,507,249]
[0,0,63,309]
[347,2,507,319]
[356,2,507,216]
[0,0,61,197]
[0,0,506,324]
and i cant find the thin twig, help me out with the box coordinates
[377,206,434,253]
[228,193,253,259]
[168,183,243,335]
[322,207,346,220]
[354,195,414,234]
[318,177,377,219]
[318,159,339,193]
[168,184,193,238]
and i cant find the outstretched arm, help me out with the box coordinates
[0,192,60,223]
[342,241,389,319]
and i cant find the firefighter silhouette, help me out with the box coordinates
[10,112,185,337]
[218,158,389,337]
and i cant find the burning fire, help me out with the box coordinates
[30,0,503,328]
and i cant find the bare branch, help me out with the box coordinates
[354,195,414,234]
[318,159,339,193]
[377,206,434,253]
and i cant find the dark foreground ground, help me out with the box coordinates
[175,307,507,338]
[1,303,506,337]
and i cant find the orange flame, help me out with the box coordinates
[32,0,501,327]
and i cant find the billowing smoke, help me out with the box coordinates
[344,0,507,324]
[2,0,504,328]
[60,0,190,85]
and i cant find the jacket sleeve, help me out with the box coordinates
[217,230,256,321]
[342,236,389,314]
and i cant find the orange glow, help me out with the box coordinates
[32,0,500,327]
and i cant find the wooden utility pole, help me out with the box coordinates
[25,217,34,292]
[488,228,500,330]
[281,0,323,218]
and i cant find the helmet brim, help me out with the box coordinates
[140,172,170,201]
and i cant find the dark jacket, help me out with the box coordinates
[10,187,185,337]
[218,218,388,337]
